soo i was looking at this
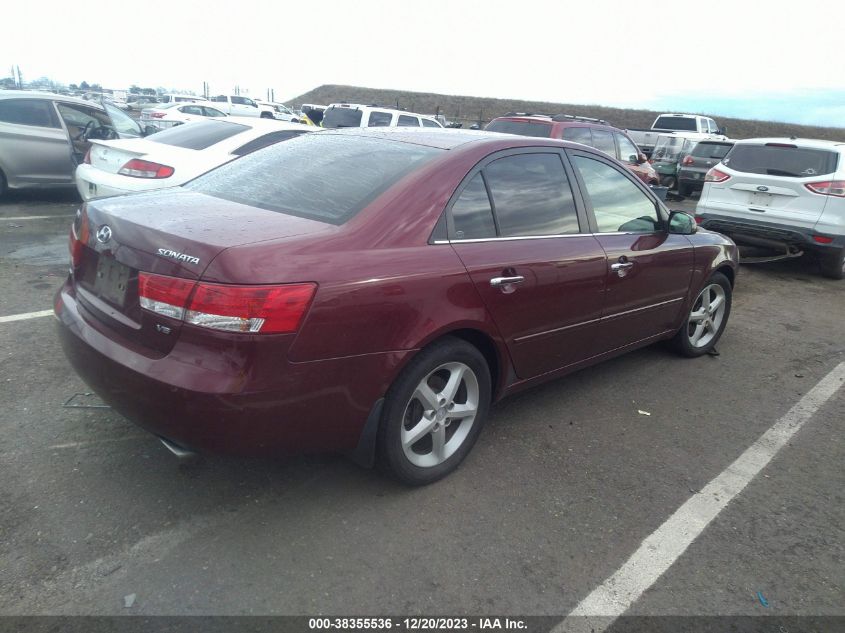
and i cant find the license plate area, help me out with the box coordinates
[93,256,131,307]
[749,192,773,207]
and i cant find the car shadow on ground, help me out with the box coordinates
[0,189,81,206]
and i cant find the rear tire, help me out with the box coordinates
[819,249,845,280]
[671,272,732,357]
[677,182,691,197]
[377,337,491,486]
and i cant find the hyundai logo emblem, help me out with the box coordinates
[96,225,112,244]
[756,185,769,192]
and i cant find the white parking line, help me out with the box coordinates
[0,309,54,323]
[557,362,845,633]
[4,214,75,221]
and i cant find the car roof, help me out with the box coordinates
[0,90,103,108]
[316,126,566,151]
[733,137,845,149]
[326,103,437,119]
[490,114,616,129]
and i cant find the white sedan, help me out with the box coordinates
[140,102,228,131]
[75,118,313,201]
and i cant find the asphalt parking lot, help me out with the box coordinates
[1,189,843,630]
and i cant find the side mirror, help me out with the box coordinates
[668,210,697,235]
[635,153,647,164]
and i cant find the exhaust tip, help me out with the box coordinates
[159,436,197,459]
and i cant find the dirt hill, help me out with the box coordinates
[290,84,845,142]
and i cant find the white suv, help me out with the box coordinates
[321,103,443,129]
[696,138,845,279]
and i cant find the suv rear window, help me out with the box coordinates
[653,116,698,131]
[485,120,552,138]
[691,142,732,159]
[187,134,442,225]
[723,144,839,178]
[322,107,363,128]
[148,120,250,149]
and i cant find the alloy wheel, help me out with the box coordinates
[687,283,727,348]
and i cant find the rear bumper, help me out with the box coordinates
[75,165,158,201]
[677,168,706,190]
[55,279,409,456]
[695,213,845,255]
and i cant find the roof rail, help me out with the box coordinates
[503,112,552,118]
[551,113,611,125]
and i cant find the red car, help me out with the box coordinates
[56,128,738,485]
[486,113,659,186]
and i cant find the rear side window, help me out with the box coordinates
[231,130,308,156]
[562,127,592,145]
[322,107,363,128]
[692,143,732,159]
[485,120,552,138]
[188,134,442,225]
[590,129,616,158]
[368,111,392,127]
[0,99,57,127]
[398,115,420,127]
[723,144,838,178]
[484,154,580,237]
[147,120,250,149]
[451,174,496,239]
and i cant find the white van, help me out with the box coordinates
[159,94,208,104]
[321,103,443,129]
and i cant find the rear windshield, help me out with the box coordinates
[147,120,250,150]
[485,120,553,138]
[653,116,698,131]
[322,107,363,128]
[691,142,733,159]
[723,144,839,178]
[186,134,443,224]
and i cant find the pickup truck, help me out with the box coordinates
[627,114,728,156]
[207,95,262,118]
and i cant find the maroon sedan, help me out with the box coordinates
[56,128,738,485]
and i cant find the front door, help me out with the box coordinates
[447,150,607,379]
[568,150,695,354]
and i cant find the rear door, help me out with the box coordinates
[0,98,74,184]
[447,149,607,379]
[704,142,835,229]
[568,149,694,353]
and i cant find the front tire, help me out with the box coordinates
[377,337,491,486]
[671,272,732,357]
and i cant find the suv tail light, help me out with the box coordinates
[704,168,730,183]
[69,207,89,268]
[804,180,845,197]
[138,272,316,334]
[118,159,175,179]
[681,156,694,166]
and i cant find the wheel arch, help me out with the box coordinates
[715,263,735,287]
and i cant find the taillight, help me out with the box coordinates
[83,148,92,164]
[694,215,703,225]
[704,168,730,183]
[138,272,316,334]
[69,207,89,268]
[151,112,166,118]
[682,156,694,166]
[118,159,174,179]
[812,235,834,244]
[805,180,845,197]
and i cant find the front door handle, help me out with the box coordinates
[490,276,525,287]
[611,260,634,278]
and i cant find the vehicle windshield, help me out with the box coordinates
[691,143,733,159]
[653,116,698,131]
[723,144,839,178]
[147,120,250,149]
[186,133,443,224]
[485,120,553,138]
[322,107,363,128]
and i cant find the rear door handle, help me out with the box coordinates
[610,262,633,271]
[490,276,525,287]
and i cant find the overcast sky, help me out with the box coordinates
[2,0,843,126]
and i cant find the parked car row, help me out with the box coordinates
[627,113,728,156]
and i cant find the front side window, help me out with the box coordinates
[590,129,616,158]
[615,133,639,163]
[450,174,496,239]
[180,105,203,115]
[0,99,57,127]
[572,155,659,233]
[484,153,580,237]
[367,111,392,127]
[422,118,440,128]
[398,115,420,127]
